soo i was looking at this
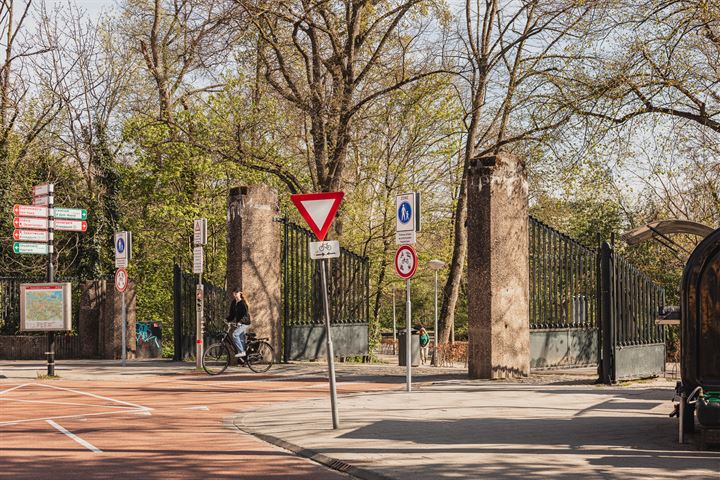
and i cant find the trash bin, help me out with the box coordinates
[398,329,420,367]
[136,321,162,359]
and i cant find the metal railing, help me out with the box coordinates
[529,217,598,329]
[278,217,370,326]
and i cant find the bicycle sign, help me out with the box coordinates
[309,240,340,259]
[395,244,418,279]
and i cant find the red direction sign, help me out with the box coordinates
[115,268,128,293]
[14,229,48,242]
[13,204,48,218]
[395,245,418,279]
[14,217,48,229]
[54,219,87,232]
[290,192,344,241]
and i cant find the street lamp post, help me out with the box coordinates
[428,259,446,367]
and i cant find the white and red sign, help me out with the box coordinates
[33,195,50,206]
[115,268,128,293]
[290,192,344,241]
[14,217,48,229]
[395,245,418,279]
[32,183,51,197]
[54,219,87,232]
[13,204,48,218]
[13,229,48,242]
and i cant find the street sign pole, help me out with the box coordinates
[121,290,127,367]
[433,270,438,367]
[320,259,339,429]
[406,278,412,392]
[196,272,204,369]
[47,184,55,376]
[392,289,396,355]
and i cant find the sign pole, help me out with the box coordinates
[392,289,397,355]
[47,184,55,376]
[196,271,204,369]
[433,270,438,367]
[121,290,127,367]
[406,278,412,392]
[320,259,340,429]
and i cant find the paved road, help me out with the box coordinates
[0,363,398,480]
[239,379,720,480]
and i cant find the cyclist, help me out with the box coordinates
[226,288,251,358]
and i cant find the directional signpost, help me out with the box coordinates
[290,191,344,429]
[395,193,421,392]
[193,219,207,369]
[6,183,92,376]
[53,208,87,220]
[13,242,49,255]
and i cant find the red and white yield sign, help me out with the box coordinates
[115,268,128,293]
[395,245,417,279]
[290,192,344,241]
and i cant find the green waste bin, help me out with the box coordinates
[398,329,420,367]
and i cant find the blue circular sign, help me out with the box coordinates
[116,237,125,253]
[398,201,412,224]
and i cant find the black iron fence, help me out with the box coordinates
[529,217,598,329]
[278,217,370,326]
[172,265,228,361]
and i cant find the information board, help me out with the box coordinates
[20,283,72,331]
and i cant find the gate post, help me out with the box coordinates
[173,264,182,361]
[227,185,282,359]
[599,241,614,384]
[467,153,530,379]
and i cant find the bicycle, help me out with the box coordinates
[202,321,275,375]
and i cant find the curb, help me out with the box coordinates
[232,417,395,480]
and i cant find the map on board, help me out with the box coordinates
[20,283,72,331]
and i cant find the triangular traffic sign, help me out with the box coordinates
[290,192,344,241]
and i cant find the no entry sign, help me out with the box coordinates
[395,245,417,279]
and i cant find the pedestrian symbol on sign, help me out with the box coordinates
[116,237,125,253]
[398,201,412,224]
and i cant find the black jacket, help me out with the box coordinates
[227,299,250,324]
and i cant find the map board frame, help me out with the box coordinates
[19,283,72,332]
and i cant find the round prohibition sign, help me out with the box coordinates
[115,268,129,293]
[394,245,418,279]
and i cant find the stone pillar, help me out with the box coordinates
[99,281,136,360]
[227,185,282,358]
[467,153,530,379]
[79,280,106,358]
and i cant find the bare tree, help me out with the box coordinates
[437,0,595,343]
[242,0,449,200]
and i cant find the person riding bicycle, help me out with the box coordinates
[226,288,251,358]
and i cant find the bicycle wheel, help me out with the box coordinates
[247,341,274,373]
[202,343,231,375]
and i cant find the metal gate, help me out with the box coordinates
[530,217,666,381]
[172,265,227,361]
[599,242,666,383]
[278,217,370,361]
[529,217,599,368]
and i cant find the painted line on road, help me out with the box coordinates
[0,398,149,409]
[184,405,209,411]
[0,409,151,426]
[0,383,31,395]
[36,383,153,412]
[47,420,102,453]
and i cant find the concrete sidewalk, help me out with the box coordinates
[235,379,720,479]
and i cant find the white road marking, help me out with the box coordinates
[0,398,146,409]
[0,409,149,426]
[0,383,31,395]
[47,420,102,453]
[35,383,153,412]
[184,406,209,411]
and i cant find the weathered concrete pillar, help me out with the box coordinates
[227,185,282,357]
[79,280,105,358]
[467,153,530,379]
[97,281,136,360]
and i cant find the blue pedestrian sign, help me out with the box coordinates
[114,231,131,268]
[398,201,412,225]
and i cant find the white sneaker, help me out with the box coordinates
[235,352,246,358]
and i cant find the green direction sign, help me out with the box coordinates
[53,207,87,220]
[13,242,48,255]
